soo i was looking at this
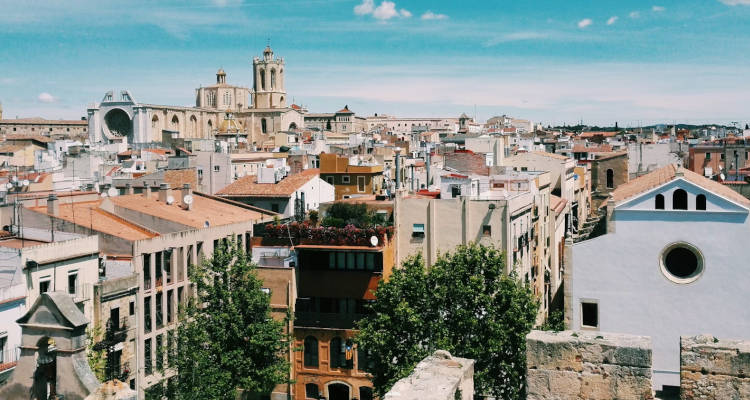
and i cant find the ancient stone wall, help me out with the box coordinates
[383,350,474,400]
[526,330,653,400]
[680,335,750,399]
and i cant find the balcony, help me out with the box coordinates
[294,310,367,330]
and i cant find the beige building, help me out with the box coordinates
[87,46,304,149]
[304,105,367,135]
[0,117,88,138]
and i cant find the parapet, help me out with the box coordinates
[384,350,474,400]
[680,334,750,399]
[526,330,653,400]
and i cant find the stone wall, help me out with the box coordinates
[526,330,653,400]
[680,335,750,399]
[383,350,474,400]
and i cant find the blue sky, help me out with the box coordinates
[1,0,749,126]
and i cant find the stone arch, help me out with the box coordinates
[289,122,297,131]
[190,115,198,138]
[207,119,213,133]
[270,68,276,90]
[103,108,133,141]
[326,381,351,400]
[171,115,180,131]
[260,69,266,91]
[34,336,57,399]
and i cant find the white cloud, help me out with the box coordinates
[629,11,640,18]
[577,18,592,28]
[606,16,618,25]
[38,92,56,103]
[354,0,374,16]
[399,9,412,18]
[373,1,398,20]
[652,5,666,12]
[718,0,750,5]
[485,32,549,46]
[421,11,448,20]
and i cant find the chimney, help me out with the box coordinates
[47,193,59,216]
[144,183,151,199]
[159,183,170,203]
[181,183,193,210]
[126,183,134,195]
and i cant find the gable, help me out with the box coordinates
[616,178,749,214]
[17,292,88,329]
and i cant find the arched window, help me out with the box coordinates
[606,169,614,189]
[224,92,231,106]
[171,115,179,130]
[673,189,688,210]
[151,115,159,129]
[259,69,266,91]
[326,120,332,131]
[304,336,318,368]
[696,194,707,210]
[270,69,276,89]
[305,383,320,399]
[207,120,213,133]
[190,115,197,138]
[289,122,297,131]
[261,118,267,134]
[655,194,665,210]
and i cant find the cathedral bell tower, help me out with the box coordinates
[252,46,286,109]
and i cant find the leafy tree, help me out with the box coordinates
[322,202,390,228]
[172,241,290,399]
[86,325,106,382]
[540,310,565,332]
[356,244,538,399]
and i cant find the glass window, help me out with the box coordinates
[356,253,365,270]
[144,296,152,333]
[329,252,336,269]
[67,272,77,295]
[581,302,598,328]
[360,386,374,400]
[347,253,355,270]
[156,292,163,328]
[144,338,152,375]
[40,279,50,294]
[156,334,164,370]
[366,253,375,270]
[337,253,346,270]
[304,336,319,368]
[167,290,174,324]
[305,383,319,399]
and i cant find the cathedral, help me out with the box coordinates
[87,46,304,149]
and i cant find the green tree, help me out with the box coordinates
[540,310,565,332]
[356,244,538,399]
[86,325,106,382]
[172,241,290,399]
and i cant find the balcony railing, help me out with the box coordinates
[294,311,367,330]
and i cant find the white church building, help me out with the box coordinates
[569,164,750,390]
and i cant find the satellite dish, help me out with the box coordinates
[183,194,194,205]
[5,183,13,190]
[166,195,175,205]
[204,220,210,228]
[22,180,29,187]
[720,173,726,181]
[369,236,379,247]
[107,187,118,197]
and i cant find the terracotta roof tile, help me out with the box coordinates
[217,169,320,197]
[531,151,571,161]
[571,144,613,153]
[579,131,618,138]
[110,192,265,228]
[28,201,158,241]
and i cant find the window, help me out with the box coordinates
[721,153,726,160]
[360,387,374,400]
[260,287,270,295]
[271,203,279,213]
[164,249,172,285]
[144,338,152,375]
[696,194,706,210]
[451,185,461,197]
[329,337,352,369]
[156,292,163,328]
[0,336,5,364]
[606,168,614,189]
[661,242,703,283]
[581,301,598,328]
[673,189,688,210]
[39,278,50,294]
[357,176,366,192]
[213,165,220,172]
[156,334,164,370]
[261,118,267,134]
[326,176,334,185]
[305,383,319,399]
[143,253,152,290]
[655,194,665,210]
[705,152,711,160]
[110,307,120,331]
[342,175,350,184]
[167,290,174,324]
[482,225,492,236]
[412,223,425,237]
[155,251,162,287]
[67,272,78,295]
[144,296,152,333]
[304,336,318,367]
[357,347,374,372]
[129,301,135,316]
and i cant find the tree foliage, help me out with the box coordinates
[86,325,106,382]
[322,202,390,228]
[356,243,538,399]
[171,242,290,399]
[540,310,565,332]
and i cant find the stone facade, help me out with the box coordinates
[526,330,653,400]
[680,335,750,400]
[384,350,474,400]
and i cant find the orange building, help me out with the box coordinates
[319,153,384,200]
[292,236,394,400]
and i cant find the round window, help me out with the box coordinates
[660,242,703,283]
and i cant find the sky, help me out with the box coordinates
[0,0,749,127]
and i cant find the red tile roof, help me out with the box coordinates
[579,131,618,138]
[571,144,613,153]
[336,105,354,114]
[217,169,320,197]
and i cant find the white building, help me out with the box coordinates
[569,164,750,390]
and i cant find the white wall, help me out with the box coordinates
[571,179,750,389]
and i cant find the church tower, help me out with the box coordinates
[252,46,286,109]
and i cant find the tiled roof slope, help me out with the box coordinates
[29,201,158,241]
[611,164,750,207]
[217,169,319,197]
